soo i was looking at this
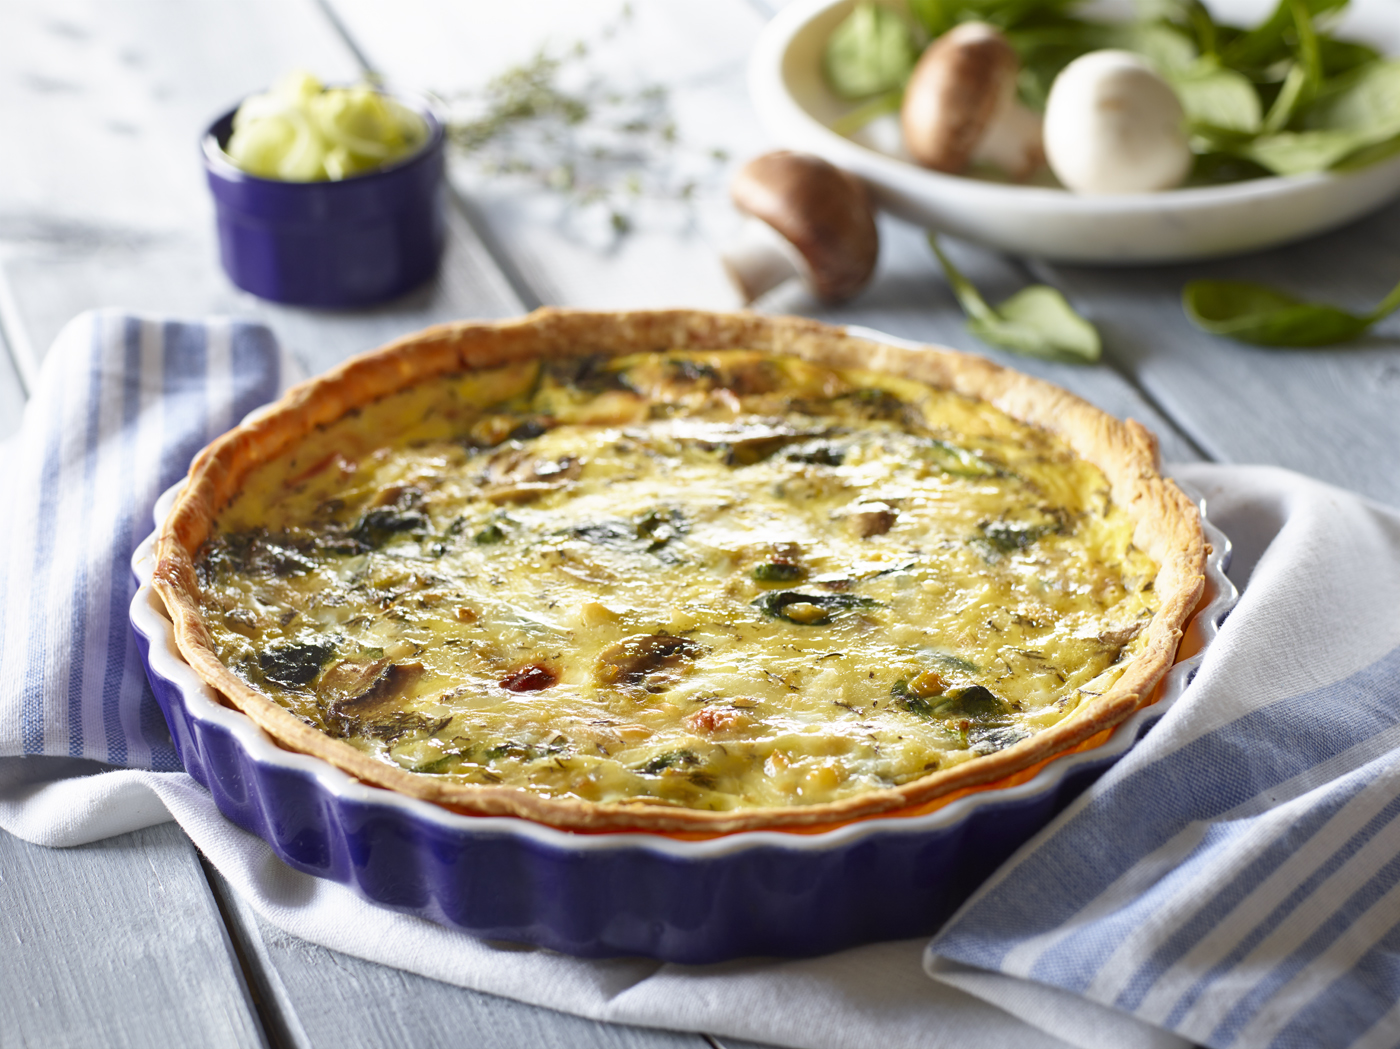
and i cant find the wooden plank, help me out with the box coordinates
[1031,198,1400,506]
[326,0,772,312]
[0,816,265,1049]
[201,863,712,1049]
[0,202,523,379]
[0,0,360,245]
[323,0,1201,465]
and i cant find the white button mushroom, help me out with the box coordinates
[1043,50,1192,195]
[722,151,879,305]
[900,22,1044,181]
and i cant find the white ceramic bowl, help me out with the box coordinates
[749,0,1400,263]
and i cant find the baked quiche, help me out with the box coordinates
[155,310,1204,833]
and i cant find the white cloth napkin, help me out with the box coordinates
[5,311,1398,1049]
[926,466,1400,1049]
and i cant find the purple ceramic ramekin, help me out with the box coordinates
[131,480,1235,963]
[202,96,445,308]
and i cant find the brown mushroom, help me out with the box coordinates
[846,502,897,538]
[722,151,879,305]
[900,22,1043,181]
[595,633,706,694]
[332,662,424,720]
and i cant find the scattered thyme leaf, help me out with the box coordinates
[442,7,727,240]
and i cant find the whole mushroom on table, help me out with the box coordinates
[721,150,880,304]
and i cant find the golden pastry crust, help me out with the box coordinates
[154,308,1205,833]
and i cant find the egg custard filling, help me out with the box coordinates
[193,348,1161,813]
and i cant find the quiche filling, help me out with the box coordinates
[197,350,1160,811]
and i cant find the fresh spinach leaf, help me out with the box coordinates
[1300,60,1400,138]
[1003,15,1119,109]
[830,88,904,138]
[1205,56,1400,175]
[1174,60,1262,133]
[1317,36,1383,78]
[1222,0,1345,74]
[1238,127,1375,174]
[1128,21,1199,76]
[930,234,1100,362]
[1333,131,1400,172]
[824,4,917,100]
[1183,275,1400,346]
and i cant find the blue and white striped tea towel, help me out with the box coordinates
[928,466,1400,1049]
[0,310,287,769]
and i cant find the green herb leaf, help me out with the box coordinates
[977,517,1064,554]
[823,4,917,100]
[930,234,1101,362]
[906,0,950,37]
[830,88,904,138]
[1183,275,1400,346]
[1317,36,1383,78]
[909,0,1080,35]
[1300,59,1400,138]
[1174,61,1262,134]
[640,749,699,774]
[919,438,1002,478]
[1004,17,1118,109]
[1222,0,1345,74]
[1128,21,1199,76]
[1238,127,1374,174]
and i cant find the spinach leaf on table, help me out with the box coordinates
[929,234,1100,362]
[1183,275,1400,346]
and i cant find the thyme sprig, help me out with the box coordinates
[442,7,727,239]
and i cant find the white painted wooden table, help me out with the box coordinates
[1,1,1397,1046]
